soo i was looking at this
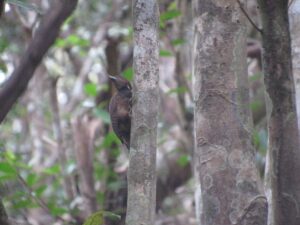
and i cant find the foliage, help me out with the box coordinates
[83,211,121,225]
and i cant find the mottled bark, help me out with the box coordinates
[257,1,300,225]
[290,1,300,128]
[126,0,159,225]
[192,0,267,224]
[0,0,78,123]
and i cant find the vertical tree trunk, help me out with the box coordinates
[126,1,159,225]
[72,117,97,219]
[192,0,267,224]
[289,0,300,128]
[257,1,300,225]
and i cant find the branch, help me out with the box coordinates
[0,0,78,123]
[236,0,263,34]
[16,173,68,223]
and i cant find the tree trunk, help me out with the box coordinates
[192,0,267,224]
[125,1,159,225]
[289,0,300,128]
[257,1,300,225]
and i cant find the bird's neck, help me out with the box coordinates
[119,89,132,99]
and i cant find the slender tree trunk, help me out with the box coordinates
[192,0,267,224]
[125,1,159,225]
[49,77,75,201]
[72,117,97,219]
[257,1,300,225]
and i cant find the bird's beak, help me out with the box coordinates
[108,75,117,80]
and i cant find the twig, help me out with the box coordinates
[16,173,67,223]
[236,0,263,34]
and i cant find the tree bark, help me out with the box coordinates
[289,0,300,128]
[126,1,159,225]
[192,0,267,224]
[257,1,300,225]
[0,0,78,124]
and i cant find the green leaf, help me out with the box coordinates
[159,50,173,57]
[0,162,16,175]
[0,38,9,53]
[0,174,17,181]
[34,185,47,197]
[4,151,16,161]
[48,204,68,216]
[7,0,41,14]
[167,86,187,95]
[101,132,120,148]
[55,34,90,48]
[84,83,98,97]
[94,108,111,124]
[249,73,262,82]
[26,173,38,187]
[250,100,264,112]
[43,164,60,175]
[102,211,121,221]
[122,67,133,81]
[167,1,177,11]
[177,155,190,167]
[171,38,185,46]
[0,59,7,73]
[252,130,260,147]
[83,211,104,225]
[83,211,120,225]
[14,198,36,209]
[160,10,181,22]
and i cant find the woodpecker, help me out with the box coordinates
[108,75,132,150]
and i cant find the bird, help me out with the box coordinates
[108,75,132,150]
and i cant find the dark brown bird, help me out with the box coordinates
[109,75,132,150]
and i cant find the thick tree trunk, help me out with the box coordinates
[125,1,159,225]
[257,1,300,225]
[192,0,267,224]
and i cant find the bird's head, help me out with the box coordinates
[109,75,132,97]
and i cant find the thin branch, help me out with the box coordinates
[16,173,68,223]
[236,0,263,34]
[0,0,78,123]
[49,77,75,201]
